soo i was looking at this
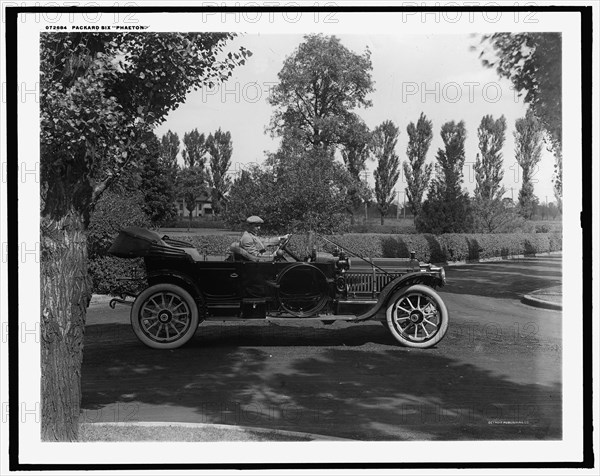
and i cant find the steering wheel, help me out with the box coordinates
[273,234,293,261]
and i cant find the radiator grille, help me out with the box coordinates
[346,272,400,294]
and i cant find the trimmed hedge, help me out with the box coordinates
[173,232,562,263]
[90,231,562,293]
[178,233,240,254]
[164,217,227,229]
[323,232,562,263]
[347,223,418,234]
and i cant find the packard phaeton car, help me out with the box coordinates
[108,227,449,350]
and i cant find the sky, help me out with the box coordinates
[155,33,558,205]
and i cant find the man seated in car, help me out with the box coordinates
[240,215,289,259]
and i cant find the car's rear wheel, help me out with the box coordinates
[386,284,448,348]
[131,284,199,349]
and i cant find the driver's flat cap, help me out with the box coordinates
[246,215,264,224]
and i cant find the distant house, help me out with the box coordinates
[502,197,516,209]
[176,189,213,217]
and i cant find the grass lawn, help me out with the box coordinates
[529,285,562,304]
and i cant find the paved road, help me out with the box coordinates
[81,255,562,440]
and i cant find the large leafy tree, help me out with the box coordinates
[477,33,562,203]
[372,120,401,225]
[206,128,233,215]
[268,34,374,150]
[417,121,473,233]
[403,112,434,217]
[40,32,249,441]
[224,167,271,229]
[514,109,544,219]
[269,148,353,233]
[225,150,353,234]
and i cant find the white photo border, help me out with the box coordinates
[3,1,596,471]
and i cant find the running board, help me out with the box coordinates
[202,314,371,322]
[266,314,366,322]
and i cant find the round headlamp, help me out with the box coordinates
[337,258,350,271]
[335,276,347,293]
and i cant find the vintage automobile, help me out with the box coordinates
[108,226,449,350]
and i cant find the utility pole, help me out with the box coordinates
[362,171,369,223]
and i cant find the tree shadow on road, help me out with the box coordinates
[81,321,561,441]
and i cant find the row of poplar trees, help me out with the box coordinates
[403,109,546,234]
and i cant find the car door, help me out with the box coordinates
[194,261,243,316]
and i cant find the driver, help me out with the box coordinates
[240,216,290,258]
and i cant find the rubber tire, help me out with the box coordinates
[131,283,199,349]
[386,284,449,348]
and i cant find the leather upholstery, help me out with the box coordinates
[229,242,260,262]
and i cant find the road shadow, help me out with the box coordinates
[442,256,562,300]
[81,321,561,441]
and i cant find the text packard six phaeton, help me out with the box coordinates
[109,227,449,349]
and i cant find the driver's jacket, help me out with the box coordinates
[239,231,279,257]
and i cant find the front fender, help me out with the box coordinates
[387,271,444,292]
[353,271,444,321]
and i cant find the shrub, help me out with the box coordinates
[88,190,150,258]
[89,256,146,296]
[548,232,562,251]
[535,224,550,233]
[88,190,151,294]
[471,201,536,234]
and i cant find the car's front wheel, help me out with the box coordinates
[131,284,199,349]
[386,284,448,348]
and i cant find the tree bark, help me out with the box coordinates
[40,211,91,441]
[380,214,385,226]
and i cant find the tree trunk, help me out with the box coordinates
[380,213,385,225]
[41,211,91,441]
